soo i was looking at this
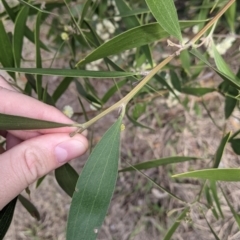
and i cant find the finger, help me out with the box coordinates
[0,133,88,210]
[6,132,22,150]
[0,83,78,140]
[0,146,4,154]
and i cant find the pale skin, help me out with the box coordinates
[0,75,88,210]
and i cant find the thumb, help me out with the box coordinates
[0,133,88,210]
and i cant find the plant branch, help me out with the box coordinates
[74,0,235,133]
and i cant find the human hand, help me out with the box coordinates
[0,76,88,210]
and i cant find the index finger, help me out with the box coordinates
[0,76,78,140]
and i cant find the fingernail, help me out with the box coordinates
[55,140,87,163]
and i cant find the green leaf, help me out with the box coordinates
[36,175,46,188]
[225,95,237,119]
[55,163,78,197]
[77,21,197,66]
[209,180,224,219]
[113,8,149,18]
[213,132,231,168]
[230,139,240,155]
[101,79,127,104]
[52,77,73,103]
[205,185,219,220]
[2,0,49,51]
[145,0,182,41]
[1,68,135,78]
[115,0,153,66]
[163,208,189,240]
[35,11,43,100]
[195,0,209,34]
[180,50,191,75]
[170,70,181,91]
[126,105,154,131]
[115,0,139,28]
[172,169,240,181]
[67,116,122,240]
[1,0,16,22]
[18,194,40,221]
[225,1,236,32]
[128,163,185,203]
[0,20,14,73]
[80,0,92,26]
[190,49,240,90]
[119,156,199,172]
[212,44,236,80]
[18,0,58,16]
[203,213,220,240]
[132,103,147,120]
[154,74,180,102]
[221,188,240,229]
[25,74,55,106]
[181,87,215,96]
[13,6,29,67]
[75,80,102,108]
[0,113,73,130]
[0,197,17,239]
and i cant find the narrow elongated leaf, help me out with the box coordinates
[210,180,224,218]
[116,0,139,28]
[163,208,189,240]
[55,163,78,197]
[80,0,93,26]
[221,188,240,229]
[35,12,42,100]
[172,169,240,181]
[18,194,40,221]
[2,0,48,51]
[155,74,180,102]
[77,21,198,66]
[1,0,16,21]
[18,0,58,16]
[180,50,191,75]
[213,132,231,168]
[0,197,17,239]
[113,8,149,18]
[126,105,154,131]
[115,0,153,66]
[129,164,185,203]
[213,44,236,80]
[1,68,135,78]
[145,0,182,41]
[67,117,122,240]
[52,77,73,103]
[230,139,240,155]
[101,79,127,104]
[75,80,102,108]
[0,113,73,130]
[225,94,237,119]
[225,1,236,33]
[205,185,219,220]
[25,74,55,106]
[0,20,14,69]
[119,156,199,172]
[170,70,181,91]
[13,6,29,67]
[190,49,240,89]
[181,87,215,96]
[204,214,220,240]
[221,82,238,119]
